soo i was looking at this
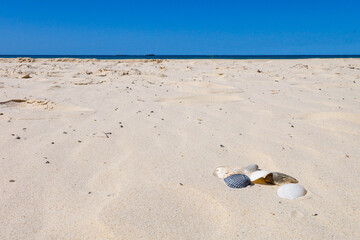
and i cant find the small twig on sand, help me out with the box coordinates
[103,132,112,138]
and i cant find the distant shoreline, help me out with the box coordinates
[1,55,360,60]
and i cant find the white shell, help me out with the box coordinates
[213,166,242,179]
[243,164,259,175]
[250,170,270,182]
[277,183,307,200]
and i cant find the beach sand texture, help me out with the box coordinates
[1,58,360,239]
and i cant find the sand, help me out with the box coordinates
[0,57,359,239]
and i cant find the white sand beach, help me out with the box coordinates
[1,58,360,239]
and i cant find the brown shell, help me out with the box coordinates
[251,177,268,185]
[264,172,298,185]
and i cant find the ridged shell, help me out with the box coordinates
[264,172,298,185]
[224,174,251,188]
[243,164,259,175]
[277,183,307,200]
[213,166,242,179]
[250,170,270,184]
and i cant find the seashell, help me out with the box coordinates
[277,183,307,200]
[213,166,242,179]
[264,172,298,185]
[243,164,259,175]
[224,174,251,188]
[249,170,270,184]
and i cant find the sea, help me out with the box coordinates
[0,55,360,60]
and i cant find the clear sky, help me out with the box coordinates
[1,0,359,55]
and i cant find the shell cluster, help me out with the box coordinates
[213,163,306,200]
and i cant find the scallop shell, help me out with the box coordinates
[243,164,259,175]
[249,170,270,184]
[213,166,242,179]
[224,174,251,188]
[264,172,298,185]
[277,183,307,200]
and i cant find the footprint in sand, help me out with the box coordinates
[156,81,243,104]
[99,184,233,239]
[301,112,360,125]
[300,112,360,134]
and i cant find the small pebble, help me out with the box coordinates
[179,183,184,186]
[15,136,21,139]
[45,161,50,164]
[51,142,54,144]
[63,131,67,134]
[220,144,225,148]
[9,180,15,182]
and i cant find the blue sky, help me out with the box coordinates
[0,0,359,55]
